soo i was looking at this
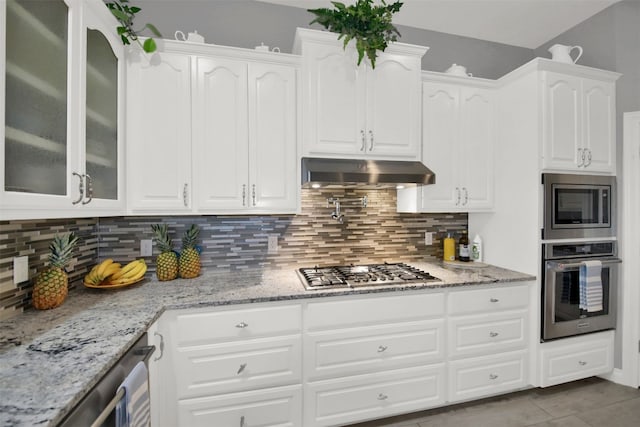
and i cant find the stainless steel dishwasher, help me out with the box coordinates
[58,333,155,427]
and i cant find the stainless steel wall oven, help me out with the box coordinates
[541,240,620,341]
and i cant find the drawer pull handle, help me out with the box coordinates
[377,393,388,401]
[489,374,499,380]
[240,415,245,427]
[237,363,247,375]
[579,360,587,366]
[490,298,499,303]
[489,332,499,338]
[377,345,388,353]
[236,322,248,329]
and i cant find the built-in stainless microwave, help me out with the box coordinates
[542,173,616,240]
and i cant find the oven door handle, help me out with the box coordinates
[547,258,621,271]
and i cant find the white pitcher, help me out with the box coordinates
[548,44,583,64]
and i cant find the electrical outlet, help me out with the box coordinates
[425,232,433,246]
[13,256,29,284]
[140,239,153,257]
[268,235,278,254]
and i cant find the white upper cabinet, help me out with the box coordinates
[193,57,297,213]
[294,28,427,160]
[126,51,192,213]
[1,0,124,220]
[542,71,616,174]
[398,77,494,213]
[127,41,298,215]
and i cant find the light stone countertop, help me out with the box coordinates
[0,261,534,427]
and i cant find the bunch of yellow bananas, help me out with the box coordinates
[84,259,147,286]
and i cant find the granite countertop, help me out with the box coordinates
[0,260,534,427]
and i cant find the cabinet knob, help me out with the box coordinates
[242,184,247,206]
[82,174,93,205]
[368,130,374,151]
[490,298,499,303]
[236,321,249,328]
[489,373,498,380]
[240,415,245,427]
[489,331,499,338]
[183,183,189,207]
[237,363,247,375]
[455,187,461,206]
[377,393,388,401]
[252,184,256,206]
[72,172,84,205]
[577,148,585,167]
[153,332,164,362]
[578,360,587,366]
[360,130,366,151]
[462,187,468,205]
[585,149,592,166]
[377,345,388,353]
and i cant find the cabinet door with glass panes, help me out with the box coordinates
[1,0,124,219]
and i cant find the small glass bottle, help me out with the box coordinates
[443,233,455,261]
[459,231,470,262]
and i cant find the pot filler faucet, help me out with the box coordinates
[327,196,367,223]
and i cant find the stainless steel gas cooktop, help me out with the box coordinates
[297,262,440,290]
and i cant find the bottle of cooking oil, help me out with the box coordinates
[459,231,470,262]
[443,233,455,261]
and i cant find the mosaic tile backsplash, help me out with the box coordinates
[0,189,467,319]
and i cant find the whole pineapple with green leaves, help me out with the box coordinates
[179,224,201,279]
[151,224,178,281]
[32,232,79,310]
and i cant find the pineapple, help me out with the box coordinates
[179,224,201,279]
[151,224,178,281]
[32,232,79,310]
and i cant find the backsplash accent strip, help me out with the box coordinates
[0,189,467,319]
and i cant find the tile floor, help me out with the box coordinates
[347,377,640,427]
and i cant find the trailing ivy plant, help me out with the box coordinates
[308,0,403,68]
[105,0,161,53]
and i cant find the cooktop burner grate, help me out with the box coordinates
[298,262,439,290]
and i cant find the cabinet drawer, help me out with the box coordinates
[448,285,529,315]
[448,310,527,358]
[305,364,445,427]
[540,332,613,387]
[177,384,302,427]
[174,336,301,398]
[306,292,444,331]
[448,351,528,402]
[171,304,301,346]
[305,319,445,381]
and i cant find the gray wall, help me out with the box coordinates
[135,0,534,79]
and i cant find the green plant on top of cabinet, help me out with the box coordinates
[126,42,298,215]
[1,0,125,220]
[542,71,616,173]
[294,28,427,161]
[398,77,495,213]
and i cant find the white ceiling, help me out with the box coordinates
[257,0,621,48]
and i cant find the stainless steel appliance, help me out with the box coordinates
[541,240,620,341]
[297,262,440,290]
[59,333,155,427]
[542,173,615,240]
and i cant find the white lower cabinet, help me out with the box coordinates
[448,351,528,402]
[447,284,530,403]
[177,385,302,427]
[151,282,534,427]
[539,330,614,387]
[305,365,446,427]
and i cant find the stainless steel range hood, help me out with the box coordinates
[301,157,436,189]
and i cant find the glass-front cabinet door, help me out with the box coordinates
[1,0,124,219]
[82,1,123,207]
[3,0,71,199]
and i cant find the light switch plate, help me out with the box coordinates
[140,239,153,257]
[425,232,433,245]
[13,256,29,284]
[268,235,278,254]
